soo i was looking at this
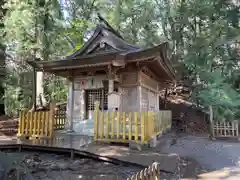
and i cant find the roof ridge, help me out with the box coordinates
[97,13,123,39]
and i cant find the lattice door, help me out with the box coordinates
[86,89,108,119]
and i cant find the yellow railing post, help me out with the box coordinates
[17,111,26,137]
[116,112,120,139]
[94,102,100,141]
[129,112,132,141]
[93,109,172,145]
[134,112,139,141]
[122,112,126,141]
[100,111,104,140]
[29,111,33,136]
[157,112,160,135]
[18,102,57,139]
[141,112,145,144]
[150,112,155,139]
[111,111,115,139]
[33,111,37,136]
[169,111,172,129]
[49,102,55,137]
[106,112,109,139]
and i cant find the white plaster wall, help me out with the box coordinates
[72,90,84,120]
[141,87,149,112]
[140,87,158,112]
[122,87,138,112]
[66,75,107,136]
[148,89,158,111]
[67,88,84,120]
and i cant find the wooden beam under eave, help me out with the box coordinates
[137,63,170,83]
[42,66,108,77]
[71,67,107,75]
[140,66,160,82]
[158,82,172,90]
[154,56,175,81]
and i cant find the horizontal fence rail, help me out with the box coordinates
[127,162,160,180]
[94,104,172,145]
[17,103,55,139]
[213,121,239,138]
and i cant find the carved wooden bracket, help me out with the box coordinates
[112,54,126,67]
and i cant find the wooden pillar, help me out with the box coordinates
[138,70,142,112]
[138,86,142,112]
[109,79,114,93]
[101,89,104,111]
[80,89,86,119]
[32,67,37,111]
[108,79,114,112]
[209,105,215,140]
[67,79,75,132]
[36,71,46,106]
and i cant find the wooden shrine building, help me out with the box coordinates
[27,16,176,133]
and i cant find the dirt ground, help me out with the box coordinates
[0,149,207,180]
[1,151,141,180]
[157,132,240,179]
[159,133,240,170]
[1,133,240,179]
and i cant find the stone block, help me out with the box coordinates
[129,141,149,151]
[148,136,157,148]
[156,132,162,140]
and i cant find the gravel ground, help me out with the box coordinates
[0,152,141,180]
[1,133,237,179]
[0,150,207,180]
[159,133,240,172]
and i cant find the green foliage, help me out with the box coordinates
[1,0,239,121]
[44,75,68,102]
[4,70,32,116]
[2,0,71,115]
[154,0,240,121]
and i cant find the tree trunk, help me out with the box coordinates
[0,49,5,115]
[0,82,5,115]
[36,71,46,107]
[209,105,215,140]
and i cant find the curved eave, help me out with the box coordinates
[27,42,176,81]
[125,42,176,81]
[27,52,117,72]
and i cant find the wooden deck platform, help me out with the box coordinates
[0,132,179,174]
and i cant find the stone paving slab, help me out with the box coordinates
[198,167,240,179]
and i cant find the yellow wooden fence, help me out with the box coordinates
[154,111,172,136]
[94,104,172,144]
[127,162,160,180]
[17,103,55,139]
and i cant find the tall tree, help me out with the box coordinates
[0,0,7,115]
[155,0,240,120]
[3,0,70,113]
[1,0,239,120]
